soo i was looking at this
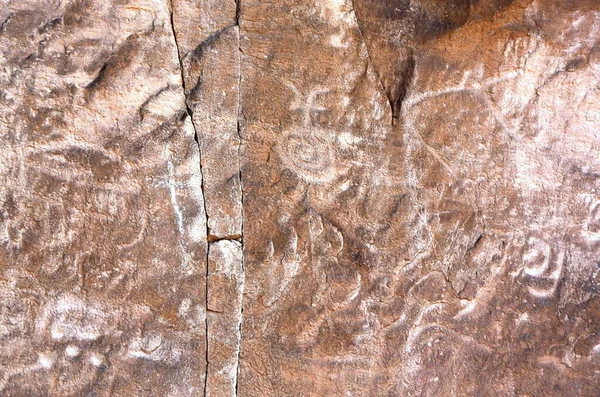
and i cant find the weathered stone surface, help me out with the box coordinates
[172,0,243,240]
[207,240,243,397]
[183,25,242,240]
[0,1,207,395]
[237,0,600,395]
[1,0,599,396]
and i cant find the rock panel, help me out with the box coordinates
[172,0,242,240]
[207,240,244,397]
[236,0,600,395]
[1,0,599,396]
[0,1,207,395]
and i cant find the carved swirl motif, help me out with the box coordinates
[277,82,342,184]
[278,128,336,184]
[521,237,565,300]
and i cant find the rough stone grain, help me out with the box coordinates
[1,0,599,396]
[0,1,208,395]
[207,240,243,397]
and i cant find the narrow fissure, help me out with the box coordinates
[234,0,244,395]
[165,2,211,396]
[207,234,243,243]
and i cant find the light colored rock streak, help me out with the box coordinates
[206,240,244,397]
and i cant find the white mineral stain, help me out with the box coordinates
[517,312,530,324]
[592,343,600,357]
[329,31,348,48]
[38,352,55,369]
[337,132,361,148]
[317,0,351,23]
[340,179,351,191]
[178,298,192,317]
[90,353,104,367]
[166,158,184,235]
[51,327,64,340]
[213,240,243,276]
[65,345,80,358]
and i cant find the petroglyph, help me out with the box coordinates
[403,68,521,110]
[262,224,302,307]
[516,237,565,301]
[128,333,183,365]
[286,82,330,127]
[277,83,348,184]
[2,0,600,395]
[0,292,163,394]
[35,295,112,342]
[278,129,338,184]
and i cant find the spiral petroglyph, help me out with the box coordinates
[275,82,348,184]
[517,237,565,301]
[278,128,338,184]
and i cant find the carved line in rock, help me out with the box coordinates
[1,292,192,394]
[6,136,152,259]
[402,66,522,178]
[519,237,565,301]
[262,226,302,307]
[454,241,513,320]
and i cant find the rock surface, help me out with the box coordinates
[0,0,599,396]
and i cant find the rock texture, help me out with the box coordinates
[0,0,599,396]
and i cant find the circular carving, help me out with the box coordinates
[278,128,337,184]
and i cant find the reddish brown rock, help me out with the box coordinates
[207,240,244,397]
[172,0,243,240]
[0,0,599,396]
[0,1,207,395]
[236,0,600,395]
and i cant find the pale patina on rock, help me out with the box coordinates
[0,0,599,396]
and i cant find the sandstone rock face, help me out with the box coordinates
[0,0,599,396]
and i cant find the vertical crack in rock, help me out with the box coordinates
[166,1,211,395]
[234,1,244,395]
[206,239,244,396]
[169,1,244,395]
[203,221,210,397]
[184,25,242,243]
